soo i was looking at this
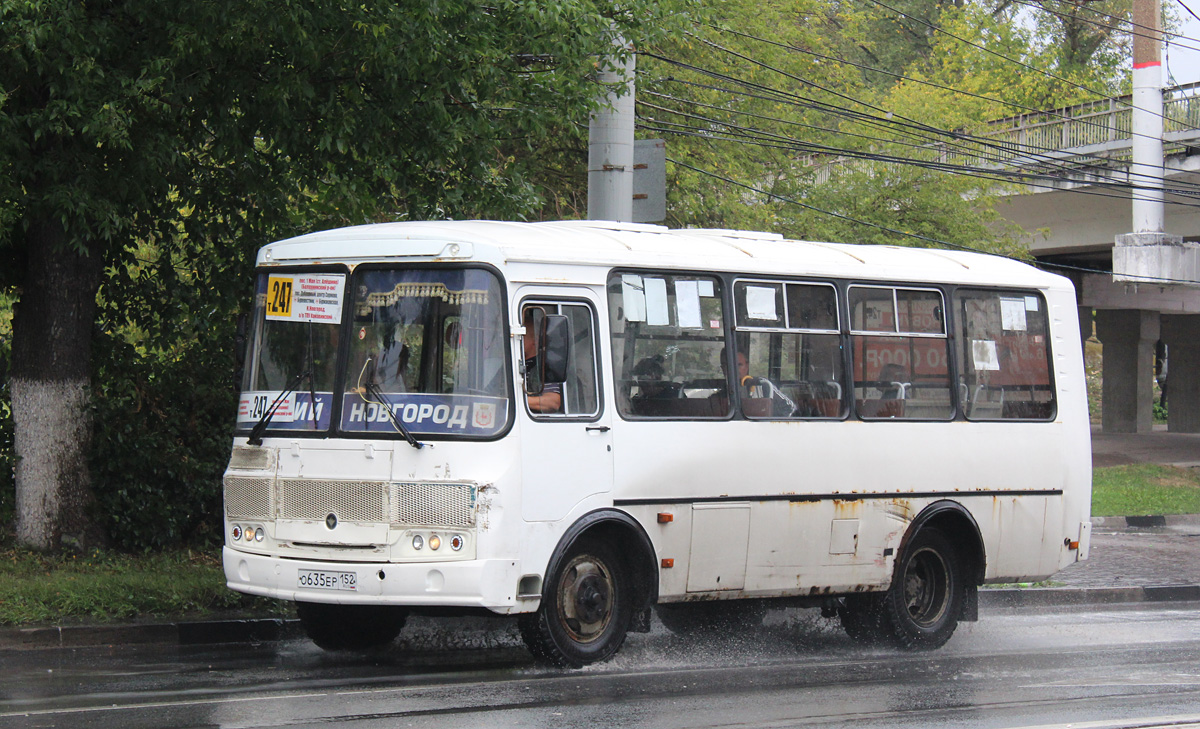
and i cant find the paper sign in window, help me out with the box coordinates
[745,286,779,321]
[621,274,646,322]
[972,340,1001,371]
[698,280,715,297]
[1024,296,1039,312]
[675,280,702,328]
[1001,298,1027,331]
[645,278,670,326]
[265,274,346,323]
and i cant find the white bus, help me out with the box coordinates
[223,220,1092,667]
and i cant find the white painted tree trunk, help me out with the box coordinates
[12,378,95,551]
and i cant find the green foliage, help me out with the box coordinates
[0,546,279,625]
[1,0,697,550]
[1092,464,1200,517]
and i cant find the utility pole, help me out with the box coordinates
[587,36,635,222]
[1130,0,1165,234]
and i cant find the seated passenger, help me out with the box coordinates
[523,308,562,413]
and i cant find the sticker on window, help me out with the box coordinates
[264,274,346,324]
[676,280,703,328]
[621,274,646,322]
[745,286,779,321]
[1000,298,1027,331]
[972,340,1001,371]
[646,277,670,326]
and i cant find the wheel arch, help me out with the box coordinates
[900,500,986,585]
[542,508,659,631]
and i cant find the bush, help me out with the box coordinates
[89,331,237,552]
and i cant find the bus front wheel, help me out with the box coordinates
[296,602,407,651]
[518,539,632,668]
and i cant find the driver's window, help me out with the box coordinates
[522,301,600,419]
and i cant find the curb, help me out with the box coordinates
[0,618,301,651]
[1090,514,1200,529]
[4,585,1199,650]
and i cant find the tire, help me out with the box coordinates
[837,594,889,644]
[518,539,632,668]
[879,527,965,650]
[656,600,766,636]
[296,602,407,651]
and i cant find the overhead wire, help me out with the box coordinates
[864,0,1184,130]
[1003,0,1200,54]
[666,155,1200,286]
[698,23,1200,186]
[642,54,1200,199]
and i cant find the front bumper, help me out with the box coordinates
[223,547,527,614]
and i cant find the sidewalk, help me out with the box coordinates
[2,427,1197,650]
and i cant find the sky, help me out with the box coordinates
[1167,1,1200,85]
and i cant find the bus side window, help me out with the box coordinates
[523,301,601,419]
[955,289,1055,421]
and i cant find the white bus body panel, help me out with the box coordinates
[226,220,1092,614]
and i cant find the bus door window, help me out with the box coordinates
[955,289,1055,420]
[733,280,844,419]
[850,286,953,420]
[522,301,600,418]
[607,273,726,418]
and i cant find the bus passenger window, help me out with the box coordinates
[733,280,845,419]
[850,285,953,420]
[955,289,1055,420]
[608,273,727,419]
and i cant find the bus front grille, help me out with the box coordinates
[223,477,477,529]
[278,480,388,523]
[390,482,476,528]
[223,476,272,519]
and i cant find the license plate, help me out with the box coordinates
[297,569,357,591]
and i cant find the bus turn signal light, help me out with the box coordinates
[661,558,674,568]
[657,513,673,523]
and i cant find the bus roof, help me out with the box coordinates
[259,220,1068,290]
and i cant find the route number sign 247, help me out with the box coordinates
[263,274,346,323]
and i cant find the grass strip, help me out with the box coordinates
[0,548,281,626]
[1091,464,1200,517]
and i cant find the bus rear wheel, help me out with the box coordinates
[296,602,407,652]
[880,527,965,650]
[518,539,631,668]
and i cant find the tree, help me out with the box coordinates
[0,0,688,551]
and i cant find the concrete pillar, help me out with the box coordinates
[588,34,635,223]
[1161,315,1200,433]
[1094,309,1160,433]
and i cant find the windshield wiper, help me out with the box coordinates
[357,358,425,450]
[247,370,311,446]
[364,381,425,450]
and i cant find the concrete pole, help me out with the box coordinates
[588,35,635,223]
[1131,0,1165,233]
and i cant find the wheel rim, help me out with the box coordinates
[903,546,950,628]
[556,553,615,643]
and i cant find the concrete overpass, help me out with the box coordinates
[986,81,1200,433]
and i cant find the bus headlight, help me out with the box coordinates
[412,534,424,550]
[254,527,265,542]
[450,535,464,551]
[428,534,442,551]
[231,525,242,541]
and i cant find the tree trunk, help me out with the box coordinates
[10,221,106,551]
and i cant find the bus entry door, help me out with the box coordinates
[519,292,613,522]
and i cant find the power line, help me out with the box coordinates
[643,54,1200,195]
[1004,0,1200,54]
[642,118,1200,208]
[697,23,1200,185]
[665,155,1200,286]
[864,0,1182,129]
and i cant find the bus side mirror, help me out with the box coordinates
[542,314,569,385]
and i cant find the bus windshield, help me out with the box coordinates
[237,267,510,439]
[341,267,509,437]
